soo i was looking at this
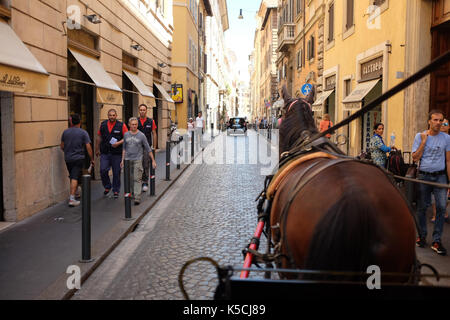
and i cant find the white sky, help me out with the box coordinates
[224,0,261,83]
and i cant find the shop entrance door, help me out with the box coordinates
[68,52,95,176]
[430,21,450,116]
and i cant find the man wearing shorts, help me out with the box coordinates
[61,114,94,207]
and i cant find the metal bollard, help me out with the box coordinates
[80,175,94,263]
[191,131,195,162]
[166,141,171,181]
[177,137,181,170]
[124,160,132,220]
[185,134,189,164]
[211,122,214,139]
[150,149,156,196]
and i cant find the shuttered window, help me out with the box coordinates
[328,3,334,42]
[346,0,354,29]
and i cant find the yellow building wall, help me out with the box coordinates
[172,0,203,129]
[323,0,407,155]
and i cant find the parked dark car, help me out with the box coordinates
[227,117,247,136]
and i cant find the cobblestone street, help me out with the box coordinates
[73,131,274,300]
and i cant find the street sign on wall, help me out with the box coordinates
[301,83,313,96]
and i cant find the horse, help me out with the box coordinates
[266,86,418,283]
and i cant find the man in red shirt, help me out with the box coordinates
[95,109,128,198]
[137,104,157,192]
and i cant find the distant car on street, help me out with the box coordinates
[227,117,247,136]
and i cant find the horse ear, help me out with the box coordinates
[281,85,291,102]
[305,85,315,104]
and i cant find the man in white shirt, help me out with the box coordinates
[195,111,205,148]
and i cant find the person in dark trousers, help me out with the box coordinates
[413,109,450,255]
[95,109,128,199]
[121,117,157,205]
[60,114,94,207]
[137,104,157,192]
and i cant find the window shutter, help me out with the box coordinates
[299,49,302,68]
[328,3,334,42]
[311,36,315,58]
[346,0,354,29]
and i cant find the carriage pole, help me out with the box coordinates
[240,219,265,279]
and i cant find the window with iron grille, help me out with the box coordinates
[296,0,302,15]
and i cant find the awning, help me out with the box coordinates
[154,83,175,111]
[123,70,155,107]
[342,79,380,110]
[69,49,123,105]
[312,90,334,111]
[272,99,284,109]
[0,20,50,95]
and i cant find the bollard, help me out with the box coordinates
[124,160,132,220]
[191,130,195,162]
[211,122,214,139]
[80,175,94,263]
[150,149,155,196]
[185,134,189,164]
[166,141,171,181]
[177,137,181,170]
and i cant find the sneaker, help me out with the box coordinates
[75,186,82,199]
[430,216,436,223]
[416,237,426,248]
[142,184,148,192]
[104,189,110,196]
[113,192,119,199]
[431,242,447,255]
[68,199,80,207]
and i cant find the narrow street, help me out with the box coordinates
[73,130,273,300]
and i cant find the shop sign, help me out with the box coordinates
[0,72,26,90]
[325,75,336,91]
[171,84,183,103]
[361,56,383,81]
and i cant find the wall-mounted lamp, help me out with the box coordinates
[238,9,243,19]
[131,44,143,51]
[157,62,167,68]
[386,43,392,54]
[84,14,101,24]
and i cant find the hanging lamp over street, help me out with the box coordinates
[238,9,243,19]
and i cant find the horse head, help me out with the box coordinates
[279,85,318,155]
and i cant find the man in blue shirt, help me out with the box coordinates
[412,109,450,255]
[61,114,94,207]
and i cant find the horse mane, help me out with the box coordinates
[279,87,319,155]
[303,187,384,281]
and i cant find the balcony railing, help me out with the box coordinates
[278,23,295,52]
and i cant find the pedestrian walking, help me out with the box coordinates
[319,114,333,139]
[431,118,450,223]
[60,114,94,207]
[413,109,450,255]
[121,117,156,205]
[96,109,128,199]
[369,122,394,168]
[195,111,205,147]
[137,104,157,193]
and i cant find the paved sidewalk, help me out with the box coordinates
[0,134,210,300]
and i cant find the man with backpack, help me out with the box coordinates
[137,104,157,192]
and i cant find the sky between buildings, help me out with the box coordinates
[224,0,261,83]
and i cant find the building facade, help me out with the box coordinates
[0,0,173,222]
[171,0,212,129]
[204,0,228,130]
